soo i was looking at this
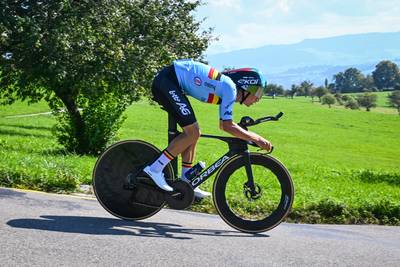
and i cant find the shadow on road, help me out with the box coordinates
[0,188,26,199]
[7,215,268,240]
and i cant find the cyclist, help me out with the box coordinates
[144,59,272,198]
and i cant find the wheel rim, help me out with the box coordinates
[93,140,174,220]
[213,153,294,233]
[224,163,284,221]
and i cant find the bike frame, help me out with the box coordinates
[167,114,257,194]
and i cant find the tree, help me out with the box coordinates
[299,80,313,97]
[344,97,359,110]
[334,93,343,105]
[356,93,377,111]
[321,93,335,108]
[314,86,329,102]
[341,95,352,102]
[310,88,316,102]
[372,60,400,90]
[362,74,376,91]
[265,83,284,98]
[288,84,298,99]
[324,78,329,89]
[327,82,335,93]
[0,0,212,154]
[333,68,365,93]
[388,90,400,115]
[295,85,305,96]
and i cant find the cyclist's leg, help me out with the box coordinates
[181,142,197,177]
[152,70,199,157]
[175,124,211,198]
[166,122,200,157]
[151,66,211,197]
[146,65,197,190]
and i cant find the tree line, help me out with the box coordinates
[333,60,400,93]
[265,60,400,114]
[266,60,400,97]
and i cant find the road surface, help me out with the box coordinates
[1,187,399,266]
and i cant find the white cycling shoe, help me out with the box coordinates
[180,177,211,199]
[193,187,212,199]
[143,166,173,192]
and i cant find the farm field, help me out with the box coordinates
[0,94,399,224]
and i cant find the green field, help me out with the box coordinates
[0,94,399,224]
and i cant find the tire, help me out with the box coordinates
[92,140,174,220]
[213,153,294,233]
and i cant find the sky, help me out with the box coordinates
[195,0,400,55]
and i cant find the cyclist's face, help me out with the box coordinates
[243,93,260,107]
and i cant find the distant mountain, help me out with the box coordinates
[206,32,400,88]
[267,59,400,88]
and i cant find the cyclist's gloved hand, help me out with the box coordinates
[255,137,273,152]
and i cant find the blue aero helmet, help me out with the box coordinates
[222,68,267,99]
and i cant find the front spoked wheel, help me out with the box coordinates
[213,153,294,233]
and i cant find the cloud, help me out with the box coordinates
[213,23,271,52]
[198,0,400,54]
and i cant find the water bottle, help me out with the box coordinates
[184,161,206,180]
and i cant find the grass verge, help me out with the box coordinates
[0,98,399,225]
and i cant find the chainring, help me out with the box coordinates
[165,180,194,210]
[131,176,166,208]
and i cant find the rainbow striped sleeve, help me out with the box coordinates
[207,93,221,104]
[208,68,221,81]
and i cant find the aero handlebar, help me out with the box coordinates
[238,112,284,128]
[238,112,284,153]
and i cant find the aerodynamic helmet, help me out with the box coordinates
[222,68,267,98]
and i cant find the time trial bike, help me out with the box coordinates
[92,112,294,233]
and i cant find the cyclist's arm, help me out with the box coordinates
[219,120,272,151]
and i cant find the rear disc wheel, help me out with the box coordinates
[92,140,174,220]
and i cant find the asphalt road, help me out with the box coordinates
[1,187,399,267]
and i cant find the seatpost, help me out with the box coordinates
[168,113,179,175]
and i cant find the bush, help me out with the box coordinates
[334,93,344,105]
[356,93,377,111]
[388,90,400,115]
[344,98,360,110]
[321,93,336,108]
[53,94,127,155]
[341,95,352,102]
